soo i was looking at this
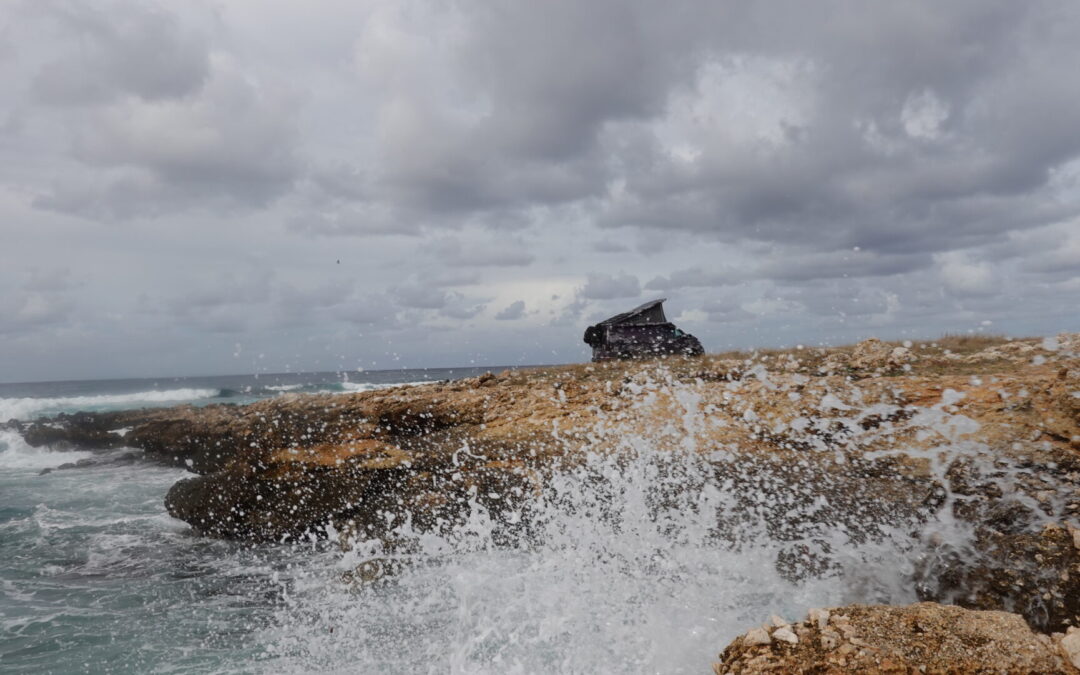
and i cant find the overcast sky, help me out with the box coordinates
[2,0,1079,382]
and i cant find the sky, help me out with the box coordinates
[2,0,1080,382]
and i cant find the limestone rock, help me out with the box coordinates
[807,607,830,630]
[1062,631,1080,669]
[742,627,771,646]
[715,603,1075,674]
[849,338,892,371]
[771,627,798,645]
[887,346,914,369]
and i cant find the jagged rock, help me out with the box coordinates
[808,607,830,630]
[714,603,1076,674]
[743,628,771,646]
[770,627,798,645]
[887,346,914,369]
[916,523,1080,633]
[817,352,851,374]
[849,338,893,370]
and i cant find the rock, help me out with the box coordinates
[1062,631,1080,669]
[1056,332,1080,355]
[771,627,798,645]
[807,607,830,630]
[742,627,771,646]
[817,352,851,374]
[916,523,1080,633]
[13,337,1079,598]
[887,346,914,369]
[715,603,1074,674]
[849,337,892,371]
[21,411,134,450]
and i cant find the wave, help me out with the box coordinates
[0,430,93,470]
[338,381,432,393]
[266,384,304,392]
[0,388,221,422]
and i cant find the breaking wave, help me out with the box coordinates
[0,388,222,422]
[337,380,432,393]
[0,429,93,469]
[251,369,1057,673]
[266,384,304,392]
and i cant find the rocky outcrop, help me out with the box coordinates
[15,333,1080,652]
[714,603,1077,673]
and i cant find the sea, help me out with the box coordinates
[0,367,964,673]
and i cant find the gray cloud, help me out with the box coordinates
[0,289,74,335]
[1,0,1080,381]
[591,239,630,254]
[495,300,526,320]
[441,301,486,320]
[31,0,209,106]
[429,236,536,267]
[391,283,448,310]
[336,295,398,327]
[701,297,754,323]
[645,267,730,291]
[580,272,641,300]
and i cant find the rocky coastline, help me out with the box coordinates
[9,334,1080,672]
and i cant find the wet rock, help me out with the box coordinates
[38,450,143,475]
[916,523,1080,634]
[21,411,134,450]
[714,603,1074,674]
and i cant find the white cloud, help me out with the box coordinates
[936,251,996,297]
[901,89,949,140]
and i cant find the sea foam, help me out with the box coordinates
[0,388,221,422]
[0,430,93,470]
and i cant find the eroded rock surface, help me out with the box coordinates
[714,602,1077,674]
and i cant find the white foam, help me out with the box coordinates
[0,430,93,470]
[267,384,304,392]
[0,387,220,422]
[338,380,431,393]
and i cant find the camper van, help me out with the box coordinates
[583,298,704,361]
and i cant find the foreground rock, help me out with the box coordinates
[714,603,1078,674]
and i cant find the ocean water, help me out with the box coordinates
[0,367,1048,673]
[0,368,495,674]
[0,367,493,423]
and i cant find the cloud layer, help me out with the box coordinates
[1,0,1078,381]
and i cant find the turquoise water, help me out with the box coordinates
[0,367,499,422]
[2,436,260,669]
[0,370,497,674]
[0,434,314,674]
